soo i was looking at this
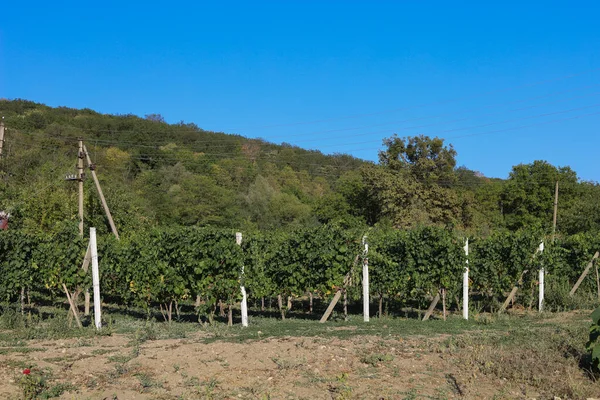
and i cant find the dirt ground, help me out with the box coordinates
[0,328,572,400]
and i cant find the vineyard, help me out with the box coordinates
[1,223,599,324]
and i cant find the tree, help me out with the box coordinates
[500,161,578,231]
[379,135,457,186]
[144,114,165,123]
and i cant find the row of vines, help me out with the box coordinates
[1,223,599,321]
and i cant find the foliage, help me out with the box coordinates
[587,306,600,370]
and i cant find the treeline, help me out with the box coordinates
[0,98,599,238]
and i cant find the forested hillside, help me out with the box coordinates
[0,98,599,238]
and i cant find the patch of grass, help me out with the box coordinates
[359,352,394,367]
[327,373,352,400]
[135,372,162,392]
[91,348,115,355]
[108,345,139,364]
[38,382,76,399]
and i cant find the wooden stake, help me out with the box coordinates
[570,252,600,296]
[423,292,440,321]
[82,145,119,239]
[442,289,447,321]
[319,290,342,323]
[62,284,83,328]
[20,287,25,316]
[278,294,285,320]
[319,254,359,323]
[343,290,348,321]
[500,270,528,312]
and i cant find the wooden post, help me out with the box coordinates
[278,294,285,320]
[441,289,447,321]
[62,284,83,329]
[236,232,248,327]
[569,252,600,296]
[319,254,359,323]
[77,140,92,316]
[422,292,440,321]
[463,238,469,320]
[500,270,528,312]
[319,290,342,323]
[343,291,348,321]
[78,140,84,236]
[82,145,119,239]
[90,228,102,329]
[20,287,25,316]
[362,236,369,322]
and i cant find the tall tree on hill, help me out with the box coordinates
[379,134,457,186]
[500,160,578,231]
[365,135,466,228]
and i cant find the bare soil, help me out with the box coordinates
[0,331,573,400]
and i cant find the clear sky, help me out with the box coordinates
[1,1,599,181]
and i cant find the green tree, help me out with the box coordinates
[379,134,457,186]
[501,161,578,231]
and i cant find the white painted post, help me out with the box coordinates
[538,241,544,312]
[236,232,248,327]
[90,228,102,329]
[362,236,369,322]
[463,238,469,320]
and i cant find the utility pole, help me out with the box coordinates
[0,117,5,159]
[78,139,85,237]
[82,144,120,239]
[77,139,92,315]
[552,181,559,242]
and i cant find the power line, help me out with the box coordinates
[56,103,600,156]
[46,82,600,144]
[221,67,600,130]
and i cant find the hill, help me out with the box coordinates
[0,99,598,237]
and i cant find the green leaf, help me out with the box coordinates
[592,307,600,325]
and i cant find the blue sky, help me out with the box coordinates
[1,1,599,181]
